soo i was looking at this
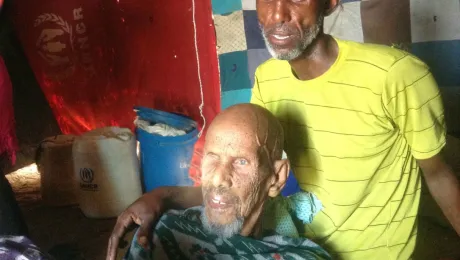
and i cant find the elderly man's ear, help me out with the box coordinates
[268,159,290,198]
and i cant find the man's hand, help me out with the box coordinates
[106,190,164,260]
[418,153,460,236]
[106,186,203,260]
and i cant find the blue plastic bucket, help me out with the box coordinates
[135,107,198,193]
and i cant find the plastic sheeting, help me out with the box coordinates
[11,0,220,183]
[11,0,220,135]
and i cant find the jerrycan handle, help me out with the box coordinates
[102,131,132,142]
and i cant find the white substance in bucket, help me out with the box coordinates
[134,117,186,137]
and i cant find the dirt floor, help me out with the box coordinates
[6,135,460,260]
[6,166,117,260]
[7,168,460,260]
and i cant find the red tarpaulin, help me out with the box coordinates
[12,0,221,182]
[12,0,220,133]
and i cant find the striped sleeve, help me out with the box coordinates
[382,55,446,159]
[250,74,265,107]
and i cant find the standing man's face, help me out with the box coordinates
[257,0,325,61]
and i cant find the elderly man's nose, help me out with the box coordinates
[273,0,291,24]
[211,165,231,188]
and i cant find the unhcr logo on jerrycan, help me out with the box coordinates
[79,168,98,191]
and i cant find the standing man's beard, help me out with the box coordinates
[201,212,244,238]
[260,16,323,61]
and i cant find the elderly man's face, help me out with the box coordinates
[257,0,325,60]
[200,123,273,238]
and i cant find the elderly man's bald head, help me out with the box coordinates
[200,104,289,238]
[206,103,284,162]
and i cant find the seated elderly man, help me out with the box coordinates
[122,104,329,260]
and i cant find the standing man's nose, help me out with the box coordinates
[273,0,291,24]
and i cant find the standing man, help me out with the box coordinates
[108,0,460,259]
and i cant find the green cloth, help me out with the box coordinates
[125,192,328,260]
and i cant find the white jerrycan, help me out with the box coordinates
[73,127,142,218]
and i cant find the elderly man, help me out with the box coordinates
[109,0,460,259]
[119,104,329,259]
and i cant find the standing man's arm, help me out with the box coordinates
[382,55,459,235]
[418,155,460,235]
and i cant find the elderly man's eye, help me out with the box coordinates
[235,159,248,166]
[206,153,218,160]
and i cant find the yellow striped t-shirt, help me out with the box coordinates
[250,38,446,260]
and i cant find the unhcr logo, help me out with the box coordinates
[79,168,94,183]
[33,7,96,80]
[79,168,98,191]
[34,12,75,80]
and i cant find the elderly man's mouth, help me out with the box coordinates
[206,195,234,210]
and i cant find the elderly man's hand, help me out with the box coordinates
[106,190,163,260]
[106,186,203,260]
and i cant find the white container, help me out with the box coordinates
[72,127,142,218]
[37,135,77,207]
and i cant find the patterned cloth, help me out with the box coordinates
[212,0,460,131]
[0,236,53,260]
[262,192,322,238]
[125,192,328,260]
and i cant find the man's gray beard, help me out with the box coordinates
[201,211,244,238]
[261,18,323,61]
